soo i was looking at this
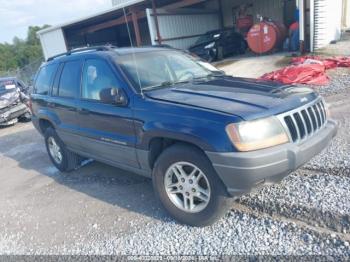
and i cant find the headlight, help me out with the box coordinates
[204,42,215,49]
[226,116,289,152]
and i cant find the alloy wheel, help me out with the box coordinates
[47,136,63,164]
[164,162,211,213]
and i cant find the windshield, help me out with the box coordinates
[195,33,215,45]
[117,50,213,92]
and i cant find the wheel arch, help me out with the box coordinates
[146,135,213,170]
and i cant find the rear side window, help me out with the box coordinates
[58,60,82,98]
[34,64,58,95]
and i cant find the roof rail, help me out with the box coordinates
[47,45,116,62]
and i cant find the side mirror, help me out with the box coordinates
[111,87,128,106]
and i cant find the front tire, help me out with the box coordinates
[44,127,81,172]
[152,144,231,227]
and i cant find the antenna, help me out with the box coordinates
[122,7,144,98]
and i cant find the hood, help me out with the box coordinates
[0,88,20,109]
[145,76,318,121]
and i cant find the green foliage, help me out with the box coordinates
[0,25,50,73]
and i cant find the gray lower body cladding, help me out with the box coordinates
[206,120,338,197]
[0,103,29,126]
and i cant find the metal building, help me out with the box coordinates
[37,0,346,60]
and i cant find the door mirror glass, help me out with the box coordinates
[111,87,128,106]
[99,87,128,106]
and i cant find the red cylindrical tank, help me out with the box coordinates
[247,20,287,54]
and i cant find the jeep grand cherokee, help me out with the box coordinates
[30,46,337,226]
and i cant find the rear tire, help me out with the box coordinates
[152,144,231,227]
[44,127,81,172]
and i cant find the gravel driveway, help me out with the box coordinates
[0,69,349,257]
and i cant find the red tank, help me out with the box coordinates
[247,20,287,54]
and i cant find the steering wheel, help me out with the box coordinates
[177,71,195,82]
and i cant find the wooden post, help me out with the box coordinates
[131,11,142,46]
[151,0,162,44]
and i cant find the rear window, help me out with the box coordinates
[34,64,58,95]
[58,60,82,98]
[0,80,16,91]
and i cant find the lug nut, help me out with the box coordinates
[192,188,196,193]
[179,186,183,190]
[181,178,185,182]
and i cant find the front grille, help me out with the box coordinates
[279,99,327,143]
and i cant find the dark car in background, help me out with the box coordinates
[189,29,247,62]
[0,77,31,126]
[31,46,336,226]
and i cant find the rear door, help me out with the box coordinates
[77,58,138,168]
[49,59,82,151]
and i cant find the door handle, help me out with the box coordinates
[67,107,76,112]
[78,108,90,115]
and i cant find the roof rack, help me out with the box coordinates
[47,45,116,62]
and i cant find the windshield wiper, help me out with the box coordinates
[192,72,223,81]
[142,80,189,92]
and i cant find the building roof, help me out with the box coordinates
[37,0,145,35]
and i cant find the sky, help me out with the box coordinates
[0,0,112,44]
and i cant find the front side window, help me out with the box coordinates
[58,60,82,98]
[118,51,212,92]
[34,64,58,95]
[82,59,121,102]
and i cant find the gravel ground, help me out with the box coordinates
[239,170,350,233]
[3,208,349,256]
[65,209,350,256]
[304,91,350,176]
[303,68,350,97]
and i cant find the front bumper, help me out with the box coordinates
[206,120,338,197]
[0,103,28,126]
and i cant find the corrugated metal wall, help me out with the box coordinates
[313,0,342,50]
[342,0,350,29]
[147,9,220,49]
[221,0,285,27]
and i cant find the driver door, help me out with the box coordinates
[77,58,139,168]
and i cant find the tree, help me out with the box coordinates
[0,25,50,73]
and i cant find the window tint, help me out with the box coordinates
[82,59,120,102]
[34,64,58,95]
[58,60,82,98]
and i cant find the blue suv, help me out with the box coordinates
[31,46,337,226]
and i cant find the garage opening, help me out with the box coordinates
[63,9,152,49]
[38,0,326,61]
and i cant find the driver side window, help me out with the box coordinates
[82,59,121,103]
